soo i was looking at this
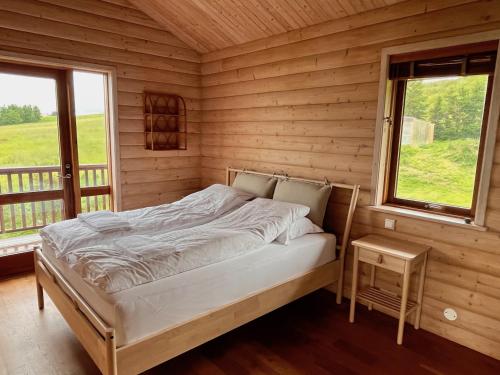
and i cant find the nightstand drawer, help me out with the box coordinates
[358,247,405,273]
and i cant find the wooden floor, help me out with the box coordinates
[1,274,499,375]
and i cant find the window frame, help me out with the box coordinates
[371,31,500,227]
[385,75,494,218]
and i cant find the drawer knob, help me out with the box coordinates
[377,254,383,264]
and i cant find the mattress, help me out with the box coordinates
[42,233,336,347]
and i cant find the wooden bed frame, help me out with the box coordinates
[34,168,360,375]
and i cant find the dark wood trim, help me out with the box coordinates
[386,198,471,217]
[81,186,111,197]
[0,190,63,205]
[0,251,34,279]
[0,187,110,205]
[386,80,406,205]
[56,69,77,220]
[0,61,61,79]
[389,41,497,80]
[390,40,498,63]
[66,70,82,214]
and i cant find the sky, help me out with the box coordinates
[0,71,105,115]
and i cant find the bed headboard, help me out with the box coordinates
[225,167,360,262]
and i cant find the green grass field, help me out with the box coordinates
[396,139,479,208]
[0,114,107,166]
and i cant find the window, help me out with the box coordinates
[380,40,498,220]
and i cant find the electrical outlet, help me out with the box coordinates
[444,308,458,321]
[384,218,396,230]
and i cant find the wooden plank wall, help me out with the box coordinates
[1,0,500,363]
[199,0,500,359]
[0,0,202,210]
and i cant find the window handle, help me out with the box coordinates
[424,203,443,210]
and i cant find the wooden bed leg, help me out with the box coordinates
[336,253,345,304]
[105,331,117,375]
[36,281,44,310]
[34,249,44,310]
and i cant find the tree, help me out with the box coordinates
[403,75,488,141]
[0,104,42,125]
[20,105,41,122]
[404,80,426,119]
[0,107,22,125]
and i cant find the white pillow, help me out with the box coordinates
[249,197,310,222]
[230,198,310,243]
[275,217,324,245]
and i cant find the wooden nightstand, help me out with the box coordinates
[349,234,431,345]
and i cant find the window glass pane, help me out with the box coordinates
[395,75,489,208]
[0,73,60,174]
[73,71,109,188]
[73,71,108,167]
[72,71,110,214]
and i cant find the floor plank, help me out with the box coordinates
[1,273,499,374]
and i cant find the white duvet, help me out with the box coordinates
[40,184,253,257]
[59,198,310,293]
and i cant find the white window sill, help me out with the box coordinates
[367,205,488,232]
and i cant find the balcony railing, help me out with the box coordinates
[0,164,109,234]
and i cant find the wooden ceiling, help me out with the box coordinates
[128,0,406,53]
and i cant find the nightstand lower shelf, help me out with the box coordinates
[357,287,417,316]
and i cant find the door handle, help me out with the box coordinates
[58,174,72,179]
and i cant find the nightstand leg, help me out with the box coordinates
[397,262,411,345]
[368,264,376,311]
[414,253,428,329]
[349,246,359,323]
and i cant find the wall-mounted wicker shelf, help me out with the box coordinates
[144,92,187,150]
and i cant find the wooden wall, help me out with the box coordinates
[2,0,500,362]
[0,0,202,210]
[199,0,500,359]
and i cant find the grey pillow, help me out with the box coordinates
[232,173,277,198]
[273,179,332,227]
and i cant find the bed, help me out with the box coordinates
[34,168,359,375]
